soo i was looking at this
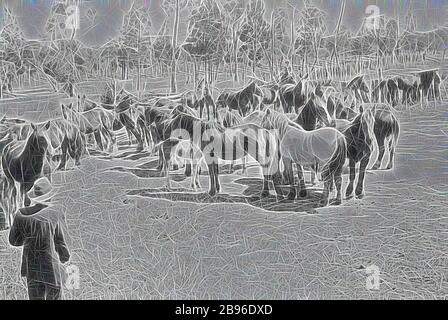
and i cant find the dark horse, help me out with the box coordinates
[159,112,278,197]
[47,119,86,170]
[346,75,370,103]
[1,122,52,216]
[294,93,332,131]
[81,95,144,152]
[397,78,420,106]
[3,118,86,171]
[216,82,263,117]
[371,105,400,171]
[278,81,309,114]
[342,106,376,199]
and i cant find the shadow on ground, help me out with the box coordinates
[126,176,327,213]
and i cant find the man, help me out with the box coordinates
[9,177,71,300]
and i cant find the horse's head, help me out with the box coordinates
[216,92,229,108]
[61,103,75,121]
[314,84,324,98]
[29,121,51,155]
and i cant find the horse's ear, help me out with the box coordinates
[265,108,271,115]
[359,105,364,114]
[68,103,73,109]
[44,121,51,131]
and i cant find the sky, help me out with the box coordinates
[0,0,446,46]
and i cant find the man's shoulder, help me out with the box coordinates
[17,205,60,223]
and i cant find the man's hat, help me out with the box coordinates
[27,177,56,205]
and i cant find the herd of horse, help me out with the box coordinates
[0,69,442,228]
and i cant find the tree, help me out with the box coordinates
[0,6,26,95]
[120,1,152,90]
[239,0,271,76]
[183,0,227,87]
[222,0,246,82]
[294,3,327,74]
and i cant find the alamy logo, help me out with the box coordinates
[65,264,80,290]
[65,5,80,30]
[365,5,381,31]
[365,265,380,290]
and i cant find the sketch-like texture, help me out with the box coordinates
[0,0,447,300]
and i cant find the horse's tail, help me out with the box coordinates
[390,113,400,149]
[321,135,347,183]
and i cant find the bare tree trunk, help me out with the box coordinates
[270,11,275,80]
[170,0,180,94]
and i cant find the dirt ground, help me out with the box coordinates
[0,92,447,299]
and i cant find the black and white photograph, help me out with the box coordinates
[0,0,446,302]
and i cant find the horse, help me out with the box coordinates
[62,103,116,153]
[346,75,370,103]
[1,122,52,224]
[342,105,376,199]
[397,78,420,106]
[3,118,86,171]
[216,82,263,117]
[371,105,400,171]
[46,119,87,170]
[136,106,170,151]
[81,95,144,152]
[194,91,216,121]
[374,79,399,107]
[418,70,441,102]
[160,112,278,197]
[294,93,332,131]
[261,108,347,206]
[260,84,281,109]
[278,81,309,114]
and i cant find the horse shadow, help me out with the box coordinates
[125,176,328,214]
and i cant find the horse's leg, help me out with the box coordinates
[122,114,143,152]
[162,147,172,190]
[107,130,117,154]
[282,158,296,200]
[194,159,202,189]
[94,130,104,151]
[296,164,307,198]
[57,137,69,171]
[320,181,331,207]
[214,163,221,193]
[242,157,247,175]
[355,155,370,199]
[310,163,318,185]
[272,171,285,201]
[157,150,164,170]
[208,164,217,196]
[330,166,343,206]
[185,147,192,177]
[386,137,396,170]
[190,160,196,190]
[345,158,356,200]
[372,136,385,170]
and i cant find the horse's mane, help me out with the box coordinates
[147,107,169,124]
[164,112,223,136]
[221,108,242,128]
[262,109,302,138]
